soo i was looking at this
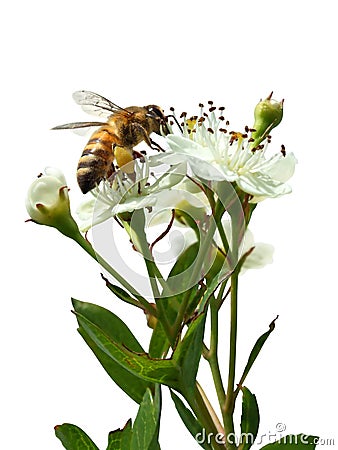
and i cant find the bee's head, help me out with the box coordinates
[145,105,170,135]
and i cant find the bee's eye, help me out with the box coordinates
[147,106,163,120]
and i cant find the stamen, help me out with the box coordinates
[149,209,176,256]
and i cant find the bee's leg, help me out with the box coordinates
[133,150,146,163]
[106,162,117,186]
[131,122,165,152]
[149,139,165,152]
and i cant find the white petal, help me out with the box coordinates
[149,152,187,167]
[29,176,63,206]
[112,196,157,215]
[243,242,274,269]
[147,162,187,193]
[44,167,67,185]
[166,135,215,161]
[265,152,297,183]
[237,172,292,197]
[188,156,236,181]
[76,197,112,232]
[76,197,96,220]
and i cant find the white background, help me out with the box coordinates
[2,0,337,448]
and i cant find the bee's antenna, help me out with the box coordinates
[166,114,183,133]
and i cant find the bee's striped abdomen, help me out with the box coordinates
[77,126,116,193]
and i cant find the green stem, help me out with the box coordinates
[185,383,226,450]
[144,258,161,298]
[223,271,239,450]
[208,296,226,418]
[72,231,141,298]
[144,258,176,347]
[196,382,225,436]
[171,215,217,338]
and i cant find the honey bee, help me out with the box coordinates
[52,90,169,193]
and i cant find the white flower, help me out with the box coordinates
[150,106,296,201]
[211,218,274,273]
[76,159,186,232]
[26,167,80,237]
[236,228,274,271]
[145,180,273,273]
[144,177,210,228]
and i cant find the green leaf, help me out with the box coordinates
[173,313,206,394]
[164,243,199,297]
[78,328,151,404]
[149,320,170,358]
[107,420,132,450]
[239,387,259,450]
[72,299,144,353]
[170,391,212,450]
[236,316,278,394]
[130,386,161,450]
[198,269,232,313]
[148,243,203,358]
[73,299,153,403]
[101,274,141,308]
[74,308,181,389]
[259,434,318,450]
[54,423,99,450]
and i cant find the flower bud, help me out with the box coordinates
[145,303,158,329]
[251,92,283,148]
[25,167,80,238]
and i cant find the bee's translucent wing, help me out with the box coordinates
[51,121,105,130]
[72,90,131,119]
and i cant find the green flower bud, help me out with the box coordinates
[251,92,283,148]
[26,167,80,238]
[145,303,158,329]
